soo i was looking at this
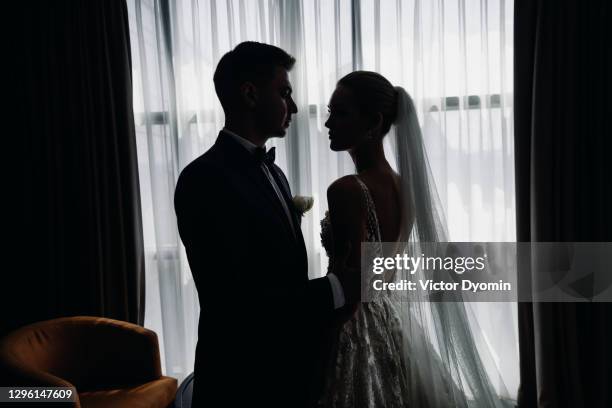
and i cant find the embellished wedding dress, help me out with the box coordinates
[319,175,410,408]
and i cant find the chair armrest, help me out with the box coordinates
[0,347,82,407]
[0,354,73,387]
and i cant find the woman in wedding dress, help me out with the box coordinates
[318,71,506,408]
[319,71,410,408]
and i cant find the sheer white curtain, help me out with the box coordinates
[127,0,517,398]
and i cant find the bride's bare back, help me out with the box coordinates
[355,169,405,242]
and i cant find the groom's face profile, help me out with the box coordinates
[254,66,298,138]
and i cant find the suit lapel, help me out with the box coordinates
[267,163,308,266]
[267,164,301,230]
[215,132,298,243]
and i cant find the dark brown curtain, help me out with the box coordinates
[514,1,611,407]
[6,0,144,335]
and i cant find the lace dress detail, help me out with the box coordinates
[319,176,409,408]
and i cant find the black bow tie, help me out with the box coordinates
[254,146,276,166]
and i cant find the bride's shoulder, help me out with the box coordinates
[328,175,360,194]
[327,176,364,208]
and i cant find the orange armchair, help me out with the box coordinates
[0,316,177,408]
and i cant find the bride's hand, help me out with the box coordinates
[327,241,351,279]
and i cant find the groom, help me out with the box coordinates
[174,42,347,407]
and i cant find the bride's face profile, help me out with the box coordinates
[325,85,372,152]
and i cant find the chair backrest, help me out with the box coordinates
[0,316,161,390]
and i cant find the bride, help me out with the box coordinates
[318,71,506,408]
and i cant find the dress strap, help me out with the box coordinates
[353,175,383,243]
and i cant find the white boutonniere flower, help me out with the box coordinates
[293,195,314,217]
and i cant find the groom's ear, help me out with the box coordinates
[240,82,259,109]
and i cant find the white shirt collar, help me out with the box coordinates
[223,128,265,155]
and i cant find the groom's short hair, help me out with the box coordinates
[214,42,295,111]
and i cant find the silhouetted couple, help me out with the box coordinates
[176,41,442,408]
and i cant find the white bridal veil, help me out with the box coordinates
[391,87,510,408]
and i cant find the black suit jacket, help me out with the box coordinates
[174,131,334,407]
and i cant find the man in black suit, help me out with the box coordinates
[174,42,347,407]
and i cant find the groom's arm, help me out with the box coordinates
[176,160,338,318]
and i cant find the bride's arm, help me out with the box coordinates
[327,176,367,306]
